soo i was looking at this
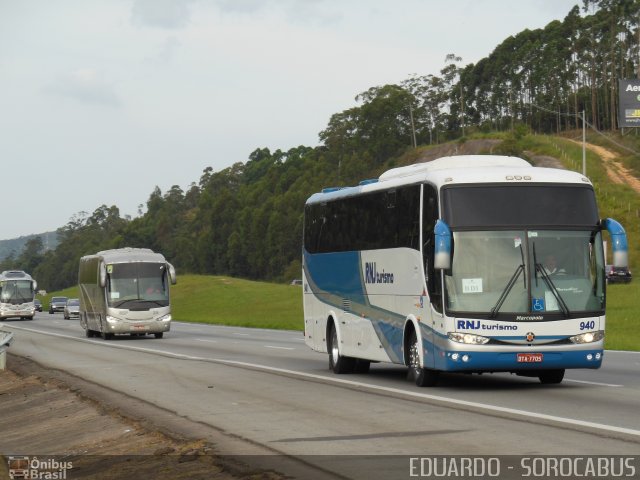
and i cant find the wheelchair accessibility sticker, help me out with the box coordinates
[532,298,545,312]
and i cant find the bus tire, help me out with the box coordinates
[85,329,94,338]
[407,330,438,387]
[154,332,164,339]
[354,359,370,374]
[538,369,565,385]
[328,323,355,374]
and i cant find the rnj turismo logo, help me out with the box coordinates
[365,262,394,284]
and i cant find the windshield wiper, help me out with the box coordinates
[112,298,166,308]
[535,263,570,318]
[489,264,524,319]
[532,242,570,317]
[489,244,527,319]
[139,300,167,307]
[111,299,141,308]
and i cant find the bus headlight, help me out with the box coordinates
[448,332,490,345]
[106,316,119,324]
[157,314,171,322]
[569,330,604,344]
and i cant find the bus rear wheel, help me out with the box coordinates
[328,324,355,374]
[538,369,565,385]
[407,330,438,387]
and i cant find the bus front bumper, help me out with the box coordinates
[0,308,35,319]
[432,342,604,372]
[105,315,172,334]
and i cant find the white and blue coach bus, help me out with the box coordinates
[302,155,629,386]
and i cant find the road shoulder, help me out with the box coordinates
[0,354,286,479]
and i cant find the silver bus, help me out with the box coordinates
[78,248,176,339]
[0,270,37,321]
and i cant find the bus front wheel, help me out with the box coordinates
[328,324,355,374]
[407,330,438,387]
[101,330,113,340]
[538,369,565,385]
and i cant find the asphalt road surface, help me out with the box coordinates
[2,313,639,479]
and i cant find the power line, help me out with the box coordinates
[528,102,640,156]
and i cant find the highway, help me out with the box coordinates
[2,313,640,478]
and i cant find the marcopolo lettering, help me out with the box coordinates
[365,262,394,284]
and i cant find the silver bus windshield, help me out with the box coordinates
[106,262,169,309]
[444,230,605,317]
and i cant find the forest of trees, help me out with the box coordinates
[2,0,639,291]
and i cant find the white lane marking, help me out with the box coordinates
[195,339,218,343]
[7,324,640,438]
[264,345,294,350]
[233,333,249,336]
[564,379,623,387]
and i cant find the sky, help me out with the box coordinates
[0,0,580,240]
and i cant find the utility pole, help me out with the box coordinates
[582,109,586,176]
[460,82,465,137]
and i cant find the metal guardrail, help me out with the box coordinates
[0,330,14,370]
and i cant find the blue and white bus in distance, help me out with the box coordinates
[302,155,629,386]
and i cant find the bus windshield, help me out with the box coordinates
[444,230,605,317]
[0,280,34,305]
[106,262,169,309]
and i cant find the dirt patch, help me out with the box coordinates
[402,139,569,171]
[0,356,286,479]
[567,139,640,193]
[524,152,565,169]
[412,139,502,164]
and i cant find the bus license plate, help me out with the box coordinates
[133,325,148,331]
[517,353,543,363]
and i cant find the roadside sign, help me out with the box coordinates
[618,79,640,127]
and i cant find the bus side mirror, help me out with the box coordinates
[601,218,628,268]
[32,280,38,292]
[434,219,452,270]
[168,263,177,285]
[99,262,107,288]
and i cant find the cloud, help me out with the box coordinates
[214,0,267,15]
[131,0,196,29]
[43,69,121,107]
[145,36,181,64]
[212,0,341,25]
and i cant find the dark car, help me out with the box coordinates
[63,298,80,320]
[606,265,632,284]
[49,296,68,314]
[34,299,43,312]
